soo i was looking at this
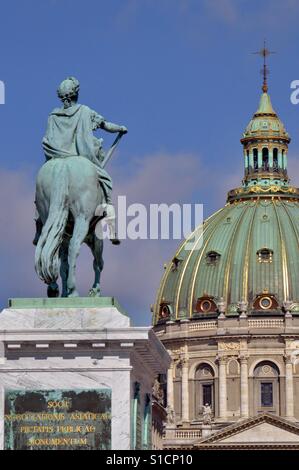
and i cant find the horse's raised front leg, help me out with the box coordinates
[67,216,90,297]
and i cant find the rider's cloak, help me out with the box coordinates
[42,104,112,198]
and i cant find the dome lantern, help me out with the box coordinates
[227,45,296,204]
[240,89,290,191]
[238,44,291,197]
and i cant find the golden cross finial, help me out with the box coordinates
[253,40,276,93]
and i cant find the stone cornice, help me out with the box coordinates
[194,413,299,447]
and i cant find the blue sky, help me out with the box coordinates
[1,0,299,324]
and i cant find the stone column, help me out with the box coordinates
[285,355,294,419]
[218,356,227,419]
[258,149,262,170]
[167,362,174,409]
[269,148,273,170]
[181,358,189,422]
[240,355,249,418]
[249,149,254,172]
[278,149,283,170]
[283,151,287,170]
[244,150,249,175]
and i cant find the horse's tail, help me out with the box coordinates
[35,162,69,284]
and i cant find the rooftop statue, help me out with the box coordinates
[34,77,127,297]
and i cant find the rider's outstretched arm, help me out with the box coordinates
[100,120,127,134]
[91,110,127,134]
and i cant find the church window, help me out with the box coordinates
[273,148,278,171]
[262,147,269,171]
[194,364,215,419]
[195,296,217,314]
[253,148,258,170]
[201,300,212,312]
[202,384,212,406]
[159,303,172,321]
[257,248,273,263]
[261,382,273,407]
[253,362,279,414]
[253,293,278,311]
[206,251,221,264]
[259,297,272,309]
[171,257,182,271]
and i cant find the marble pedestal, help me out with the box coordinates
[0,297,170,450]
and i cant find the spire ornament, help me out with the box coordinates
[253,40,276,93]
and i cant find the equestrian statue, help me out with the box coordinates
[34,77,127,298]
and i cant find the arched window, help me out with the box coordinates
[257,248,273,263]
[194,364,215,420]
[158,303,172,322]
[262,147,269,171]
[253,148,258,171]
[253,292,279,311]
[206,251,221,264]
[195,296,217,314]
[273,148,278,172]
[253,361,280,415]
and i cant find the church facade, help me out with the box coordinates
[152,72,299,449]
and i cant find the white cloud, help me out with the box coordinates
[112,152,204,202]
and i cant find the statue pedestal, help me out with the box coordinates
[0,298,170,450]
[201,424,213,438]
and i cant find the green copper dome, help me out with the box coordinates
[153,88,299,325]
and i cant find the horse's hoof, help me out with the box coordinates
[89,288,101,297]
[33,234,40,246]
[67,289,79,298]
[110,238,121,246]
[47,283,59,298]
